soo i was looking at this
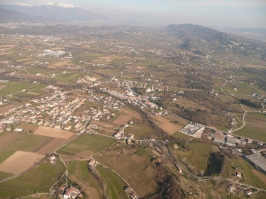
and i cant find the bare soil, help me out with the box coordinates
[252,169,266,185]
[113,115,133,125]
[0,85,6,90]
[0,151,44,174]
[36,138,68,155]
[159,123,182,134]
[0,132,24,149]
[0,104,18,114]
[33,126,74,139]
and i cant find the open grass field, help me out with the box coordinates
[58,134,115,156]
[0,159,65,198]
[68,161,102,199]
[0,149,16,164]
[0,171,12,181]
[232,158,266,189]
[173,142,211,172]
[0,132,50,152]
[124,121,153,139]
[33,126,74,139]
[94,148,158,198]
[97,165,128,199]
[252,169,266,185]
[0,82,33,96]
[234,112,266,142]
[0,151,44,174]
[174,98,208,110]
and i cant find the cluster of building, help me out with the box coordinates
[57,186,81,199]
[180,123,205,138]
[124,186,139,199]
[244,149,266,175]
[212,132,246,147]
[227,184,255,197]
[37,49,66,57]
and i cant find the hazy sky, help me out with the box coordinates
[2,0,266,28]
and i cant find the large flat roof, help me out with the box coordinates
[245,154,266,172]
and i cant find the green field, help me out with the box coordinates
[68,161,102,199]
[0,159,65,198]
[0,82,33,96]
[234,112,266,142]
[232,158,266,189]
[94,148,158,197]
[58,134,115,155]
[124,122,153,139]
[0,133,49,152]
[0,171,13,181]
[97,165,128,199]
[0,149,16,164]
[174,142,211,172]
[29,84,47,94]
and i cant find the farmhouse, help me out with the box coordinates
[59,186,80,199]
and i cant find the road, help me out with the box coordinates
[232,105,247,133]
[220,80,228,93]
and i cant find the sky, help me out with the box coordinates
[1,0,266,28]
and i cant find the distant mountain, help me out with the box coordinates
[0,8,53,23]
[0,3,107,23]
[164,23,266,57]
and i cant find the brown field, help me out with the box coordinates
[0,151,44,174]
[120,108,142,120]
[0,85,6,90]
[0,104,18,114]
[35,138,68,155]
[159,123,182,134]
[113,115,133,125]
[252,170,266,185]
[211,145,220,152]
[0,132,24,148]
[33,126,74,139]
[150,115,169,125]
[90,121,116,135]
[175,98,207,110]
[51,61,71,67]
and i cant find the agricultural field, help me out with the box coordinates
[124,120,153,139]
[173,142,211,172]
[0,82,34,97]
[232,158,266,189]
[234,112,266,142]
[97,165,128,199]
[58,134,115,156]
[33,126,75,139]
[68,161,102,199]
[19,124,39,133]
[94,148,158,198]
[0,151,44,174]
[0,159,65,198]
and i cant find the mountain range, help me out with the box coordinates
[0,3,107,23]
